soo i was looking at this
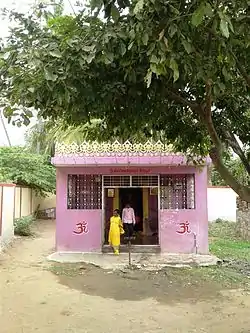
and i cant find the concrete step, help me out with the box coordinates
[102,245,161,253]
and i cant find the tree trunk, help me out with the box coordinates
[167,89,250,202]
[210,147,250,202]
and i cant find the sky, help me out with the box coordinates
[0,0,75,146]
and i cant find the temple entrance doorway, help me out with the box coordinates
[119,187,143,232]
[103,176,159,249]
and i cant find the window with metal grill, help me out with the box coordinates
[132,175,158,187]
[67,174,102,209]
[160,174,195,209]
[103,176,130,187]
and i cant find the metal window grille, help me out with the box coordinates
[160,174,195,209]
[103,176,130,187]
[67,174,102,209]
[132,175,158,187]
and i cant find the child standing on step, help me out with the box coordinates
[108,209,124,255]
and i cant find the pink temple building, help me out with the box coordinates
[52,141,210,254]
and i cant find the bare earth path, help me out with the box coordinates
[1,221,250,333]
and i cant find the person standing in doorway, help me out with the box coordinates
[122,203,135,239]
[108,209,124,255]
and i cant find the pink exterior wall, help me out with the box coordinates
[55,165,208,254]
[159,167,208,253]
[56,169,102,252]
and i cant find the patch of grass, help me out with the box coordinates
[48,263,87,277]
[209,221,250,261]
[195,266,250,288]
[209,220,239,240]
[14,215,35,236]
[210,239,250,261]
[207,221,250,288]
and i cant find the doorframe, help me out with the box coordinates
[101,174,160,245]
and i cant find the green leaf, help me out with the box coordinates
[169,5,180,15]
[44,68,58,82]
[225,15,234,32]
[90,0,103,11]
[23,115,30,126]
[1,51,10,60]
[150,54,159,64]
[168,24,177,38]
[3,106,14,117]
[86,53,95,63]
[163,37,168,49]
[169,58,179,82]
[219,12,234,33]
[220,18,229,38]
[222,66,231,81]
[24,109,33,117]
[218,82,226,92]
[191,3,206,27]
[82,45,96,52]
[128,41,134,50]
[182,40,192,54]
[204,3,213,17]
[145,70,152,88]
[49,49,62,58]
[105,51,114,62]
[111,4,120,21]
[134,0,144,15]
[28,87,35,93]
[142,32,149,46]
[120,42,126,56]
[159,29,165,41]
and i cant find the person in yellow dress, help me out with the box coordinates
[108,209,124,255]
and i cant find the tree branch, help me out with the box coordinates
[201,80,222,150]
[166,84,250,202]
[222,129,250,175]
[202,80,250,201]
[210,147,250,200]
[166,89,200,111]
[231,51,250,88]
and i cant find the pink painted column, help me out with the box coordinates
[55,169,102,252]
[159,167,208,254]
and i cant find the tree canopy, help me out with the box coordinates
[0,0,250,200]
[0,147,56,196]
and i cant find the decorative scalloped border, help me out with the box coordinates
[55,140,177,156]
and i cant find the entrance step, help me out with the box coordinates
[102,245,161,254]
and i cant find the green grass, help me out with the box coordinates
[49,263,86,276]
[210,239,250,261]
[209,221,250,261]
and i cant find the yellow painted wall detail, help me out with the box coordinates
[142,188,149,234]
[113,188,119,210]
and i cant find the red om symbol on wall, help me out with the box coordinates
[73,221,89,235]
[176,221,191,234]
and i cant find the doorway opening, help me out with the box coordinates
[104,186,159,246]
[119,188,143,232]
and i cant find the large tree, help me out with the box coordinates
[0,0,250,200]
[0,147,55,195]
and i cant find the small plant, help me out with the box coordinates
[14,215,35,236]
[215,218,225,224]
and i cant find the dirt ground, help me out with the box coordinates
[1,221,250,333]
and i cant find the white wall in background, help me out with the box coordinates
[207,186,237,222]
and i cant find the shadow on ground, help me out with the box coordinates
[48,262,229,305]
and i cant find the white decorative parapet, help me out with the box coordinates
[55,140,177,157]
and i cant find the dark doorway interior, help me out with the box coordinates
[119,188,143,232]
